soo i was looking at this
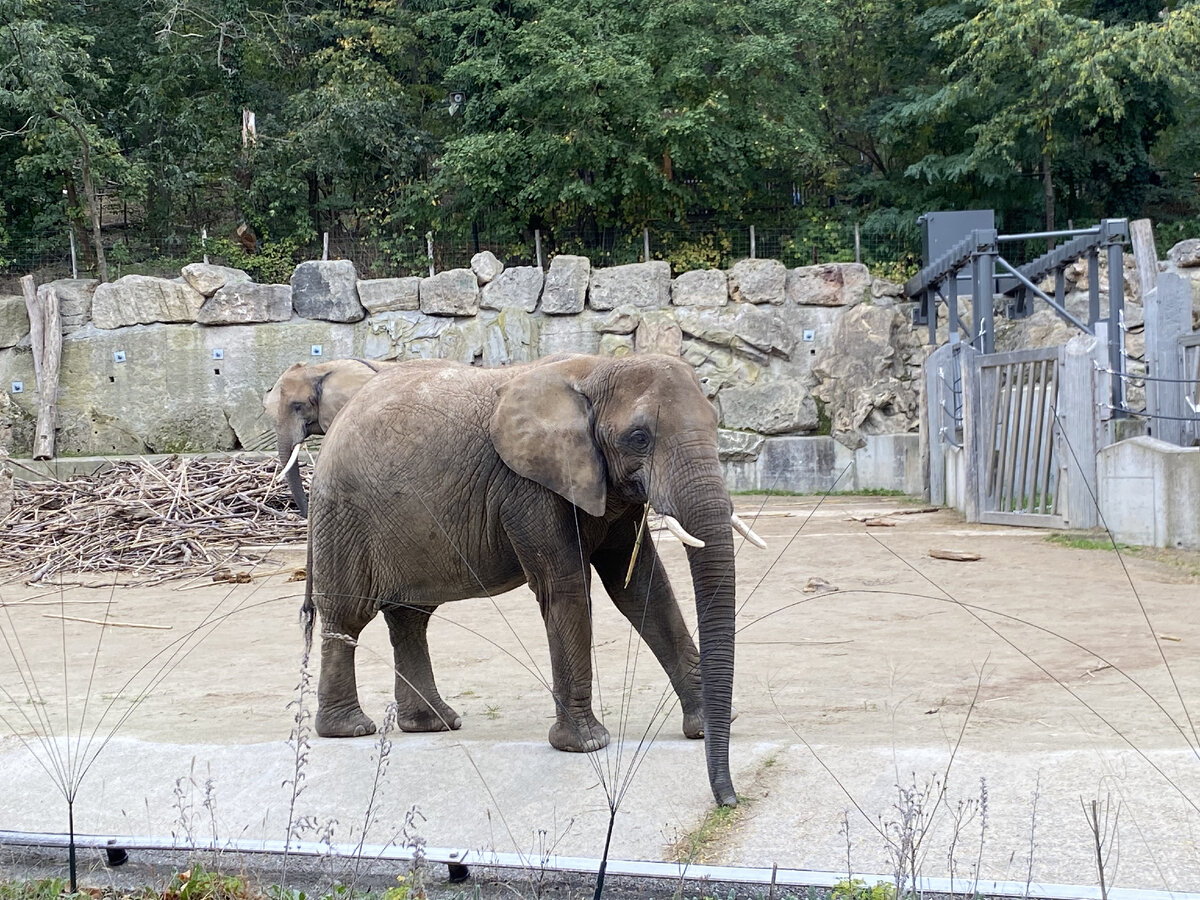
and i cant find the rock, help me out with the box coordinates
[542,255,590,314]
[420,269,480,317]
[787,263,871,307]
[363,311,449,360]
[196,283,292,325]
[674,304,794,362]
[471,251,505,285]
[728,259,786,305]
[92,275,207,329]
[540,310,602,354]
[0,295,29,348]
[480,266,544,312]
[872,277,905,300]
[358,277,421,314]
[995,308,1082,353]
[291,260,365,322]
[718,380,819,435]
[595,309,641,335]
[39,279,97,334]
[1168,238,1200,268]
[635,313,683,355]
[718,429,765,462]
[681,341,764,397]
[598,334,635,357]
[181,263,252,298]
[672,269,729,307]
[588,261,671,310]
[811,304,920,448]
[146,404,238,454]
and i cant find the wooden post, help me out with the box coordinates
[322,232,330,261]
[643,227,650,263]
[1143,273,1191,446]
[1129,218,1159,302]
[21,275,62,461]
[749,225,756,260]
[1058,334,1101,528]
[959,343,982,523]
[68,231,78,280]
[854,223,861,265]
[202,226,209,265]
[426,231,435,277]
[534,229,543,269]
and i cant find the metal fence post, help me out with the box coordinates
[854,223,861,265]
[426,232,435,277]
[749,225,756,259]
[970,228,997,354]
[643,227,650,263]
[534,229,543,269]
[1103,219,1128,416]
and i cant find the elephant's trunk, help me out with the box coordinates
[675,477,738,808]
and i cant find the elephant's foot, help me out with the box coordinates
[395,703,462,733]
[682,706,739,740]
[315,705,377,738]
[549,716,611,753]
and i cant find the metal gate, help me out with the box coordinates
[974,347,1064,526]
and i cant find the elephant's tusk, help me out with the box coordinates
[731,514,768,549]
[662,514,705,548]
[278,442,303,480]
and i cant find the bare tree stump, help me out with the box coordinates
[20,274,62,460]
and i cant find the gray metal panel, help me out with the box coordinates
[920,209,996,297]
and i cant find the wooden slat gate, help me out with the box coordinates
[926,334,1106,528]
[972,347,1065,527]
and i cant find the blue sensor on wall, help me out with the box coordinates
[311,345,323,357]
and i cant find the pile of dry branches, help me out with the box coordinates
[0,455,307,584]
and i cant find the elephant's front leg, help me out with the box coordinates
[382,602,462,732]
[534,573,610,753]
[592,522,706,740]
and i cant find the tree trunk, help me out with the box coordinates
[54,113,107,282]
[21,275,62,460]
[1042,144,1055,235]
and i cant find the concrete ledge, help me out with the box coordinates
[1098,436,1200,549]
[723,433,921,495]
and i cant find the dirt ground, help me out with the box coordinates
[2,495,1200,894]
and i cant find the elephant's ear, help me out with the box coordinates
[490,366,607,517]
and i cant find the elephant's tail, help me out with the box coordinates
[301,529,316,663]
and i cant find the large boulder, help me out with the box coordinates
[481,266,544,312]
[92,275,207,329]
[40,279,98,334]
[672,269,728,307]
[588,261,671,310]
[541,255,590,314]
[182,263,252,298]
[358,277,421,314]
[728,259,786,305]
[634,311,683,355]
[196,283,292,325]
[1168,239,1200,268]
[471,251,505,285]
[291,260,365,322]
[0,295,29,348]
[786,263,871,307]
[811,304,921,448]
[420,269,480,316]
[718,380,819,435]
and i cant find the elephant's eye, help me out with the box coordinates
[626,429,652,452]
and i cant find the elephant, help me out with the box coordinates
[263,358,398,515]
[300,353,765,808]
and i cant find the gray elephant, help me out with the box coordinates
[301,353,764,807]
[263,358,396,515]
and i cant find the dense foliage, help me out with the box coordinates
[0,0,1198,276]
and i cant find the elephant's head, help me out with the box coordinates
[263,362,329,515]
[490,353,742,806]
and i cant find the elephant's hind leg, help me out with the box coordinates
[382,602,462,732]
[314,604,378,738]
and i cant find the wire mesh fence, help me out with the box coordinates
[1,215,921,289]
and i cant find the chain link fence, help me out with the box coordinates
[1,215,921,290]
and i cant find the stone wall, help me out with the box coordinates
[0,253,921,467]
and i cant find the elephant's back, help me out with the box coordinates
[308,360,523,600]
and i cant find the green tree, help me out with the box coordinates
[0,0,123,279]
